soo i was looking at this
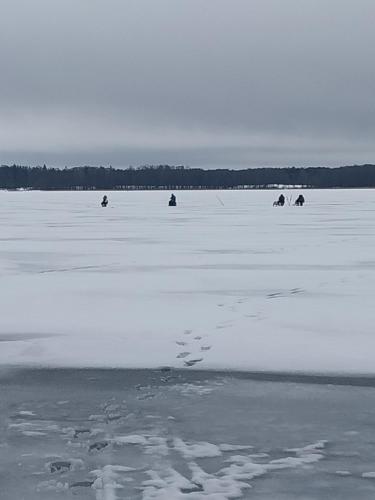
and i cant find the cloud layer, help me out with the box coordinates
[1,0,374,167]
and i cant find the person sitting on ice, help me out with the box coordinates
[169,193,177,206]
[273,194,285,206]
[295,194,305,206]
[101,195,108,207]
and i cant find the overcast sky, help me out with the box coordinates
[1,0,374,168]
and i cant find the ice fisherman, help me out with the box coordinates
[295,194,305,206]
[273,194,285,206]
[101,195,108,207]
[169,193,177,206]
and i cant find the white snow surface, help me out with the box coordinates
[0,188,374,374]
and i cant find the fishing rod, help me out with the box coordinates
[216,195,225,206]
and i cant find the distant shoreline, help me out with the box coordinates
[1,164,375,190]
[2,186,375,192]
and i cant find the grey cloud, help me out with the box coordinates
[0,0,374,167]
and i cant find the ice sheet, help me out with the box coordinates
[0,188,374,373]
[3,370,375,499]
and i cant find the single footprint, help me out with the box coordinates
[216,323,233,329]
[184,358,203,367]
[245,312,265,321]
[290,288,304,295]
[200,346,211,351]
[194,336,202,340]
[176,341,187,346]
[176,352,190,359]
[49,461,72,473]
[89,441,109,452]
[217,320,233,327]
[71,481,94,488]
[74,429,91,439]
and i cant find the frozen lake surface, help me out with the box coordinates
[1,189,375,499]
[2,368,375,499]
[0,188,375,373]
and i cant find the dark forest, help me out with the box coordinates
[1,164,375,190]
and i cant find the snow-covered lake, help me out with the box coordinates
[0,189,374,374]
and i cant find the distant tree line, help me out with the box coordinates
[1,164,375,190]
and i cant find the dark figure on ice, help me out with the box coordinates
[295,194,305,206]
[273,194,285,206]
[101,195,108,207]
[169,193,176,206]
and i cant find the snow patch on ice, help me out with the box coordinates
[22,430,46,437]
[285,439,327,454]
[9,421,61,434]
[36,479,69,492]
[219,444,254,452]
[113,434,148,446]
[173,438,222,459]
[169,383,215,396]
[140,439,327,499]
[112,434,169,456]
[18,410,35,416]
[270,440,327,467]
[362,472,375,479]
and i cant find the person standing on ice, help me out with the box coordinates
[169,193,176,206]
[101,195,108,207]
